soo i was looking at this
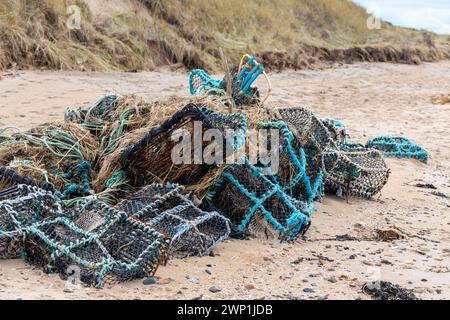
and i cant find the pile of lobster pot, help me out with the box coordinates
[0,55,427,287]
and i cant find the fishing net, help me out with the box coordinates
[205,158,313,242]
[0,123,99,199]
[118,104,247,198]
[25,202,169,288]
[189,69,224,96]
[275,106,389,198]
[366,136,429,163]
[257,121,324,204]
[118,183,231,258]
[65,94,119,134]
[189,54,270,106]
[0,167,56,193]
[0,185,62,259]
[65,94,160,162]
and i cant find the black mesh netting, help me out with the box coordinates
[118,183,231,258]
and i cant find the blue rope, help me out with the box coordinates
[366,136,429,163]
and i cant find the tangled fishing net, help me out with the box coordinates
[0,53,428,289]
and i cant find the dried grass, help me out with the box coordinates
[1,0,448,72]
[0,121,98,190]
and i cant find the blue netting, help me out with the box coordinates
[189,55,263,105]
[258,121,324,205]
[189,69,223,95]
[206,158,313,242]
[366,136,429,163]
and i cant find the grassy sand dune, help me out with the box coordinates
[0,0,449,71]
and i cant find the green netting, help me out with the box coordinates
[0,123,97,199]
[65,94,119,134]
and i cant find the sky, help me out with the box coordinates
[353,0,450,34]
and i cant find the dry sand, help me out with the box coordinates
[0,62,449,300]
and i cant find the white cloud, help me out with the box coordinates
[354,0,450,34]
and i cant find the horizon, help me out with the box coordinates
[354,0,450,35]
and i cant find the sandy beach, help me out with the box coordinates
[0,62,449,300]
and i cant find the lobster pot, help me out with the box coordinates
[25,210,168,288]
[119,104,247,197]
[258,121,324,204]
[324,144,390,198]
[275,106,389,198]
[118,184,231,258]
[206,160,313,242]
[0,185,61,259]
[150,206,230,259]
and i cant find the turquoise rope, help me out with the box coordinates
[366,136,429,163]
